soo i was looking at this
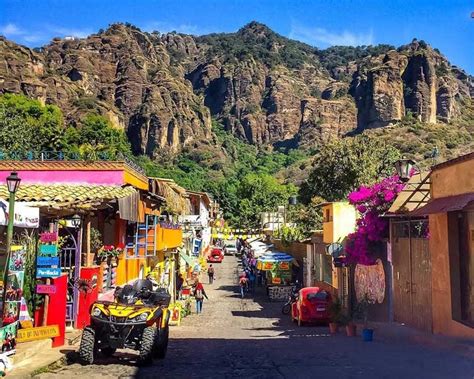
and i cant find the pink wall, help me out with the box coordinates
[0,170,124,185]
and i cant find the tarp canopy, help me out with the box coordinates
[179,250,195,266]
[0,199,39,228]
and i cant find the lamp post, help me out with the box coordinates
[2,172,21,324]
[394,158,416,183]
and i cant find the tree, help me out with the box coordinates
[235,173,296,227]
[64,114,132,158]
[0,94,64,155]
[299,136,400,203]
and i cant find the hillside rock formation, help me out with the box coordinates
[0,22,472,156]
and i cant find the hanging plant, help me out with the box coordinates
[345,175,405,265]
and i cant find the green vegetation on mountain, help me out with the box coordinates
[0,94,131,159]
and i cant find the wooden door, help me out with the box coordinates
[392,236,412,325]
[391,220,432,332]
[410,238,432,332]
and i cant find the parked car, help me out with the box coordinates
[223,240,237,256]
[207,247,224,263]
[291,287,332,326]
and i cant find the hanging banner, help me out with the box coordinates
[0,199,39,228]
[2,245,26,325]
[0,322,18,352]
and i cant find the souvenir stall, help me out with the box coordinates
[0,198,40,355]
[257,252,294,301]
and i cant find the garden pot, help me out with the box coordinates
[362,328,374,341]
[329,322,339,334]
[346,323,357,337]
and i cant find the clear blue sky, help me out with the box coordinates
[1,0,473,73]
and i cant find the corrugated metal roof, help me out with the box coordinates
[410,193,474,216]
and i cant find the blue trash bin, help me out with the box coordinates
[362,328,374,341]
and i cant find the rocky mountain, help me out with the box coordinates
[0,21,473,157]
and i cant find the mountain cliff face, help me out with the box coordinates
[0,22,472,156]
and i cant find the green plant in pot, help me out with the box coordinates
[355,293,374,341]
[339,312,357,337]
[328,296,343,334]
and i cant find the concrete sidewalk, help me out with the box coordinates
[354,321,474,358]
[9,330,81,378]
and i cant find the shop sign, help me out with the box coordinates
[39,244,58,256]
[263,262,274,270]
[36,257,60,266]
[0,199,39,228]
[36,267,61,278]
[36,284,57,294]
[272,277,282,284]
[279,262,290,270]
[17,325,60,343]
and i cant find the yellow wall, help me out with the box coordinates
[156,226,183,251]
[322,202,357,244]
[431,159,474,199]
[123,167,149,190]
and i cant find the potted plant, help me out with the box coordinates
[340,312,357,337]
[328,296,343,334]
[355,293,374,341]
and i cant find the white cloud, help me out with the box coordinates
[141,21,207,36]
[289,23,374,47]
[0,23,24,36]
[48,26,93,39]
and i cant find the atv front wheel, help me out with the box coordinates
[154,325,169,359]
[139,326,156,365]
[78,327,96,365]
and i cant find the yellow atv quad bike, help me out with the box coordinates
[78,279,171,365]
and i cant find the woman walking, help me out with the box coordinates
[193,280,209,314]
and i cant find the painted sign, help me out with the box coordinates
[39,244,58,256]
[263,262,274,270]
[36,257,60,267]
[36,267,62,278]
[36,284,57,295]
[16,325,60,343]
[0,199,39,228]
[279,261,290,270]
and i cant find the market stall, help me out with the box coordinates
[257,252,295,301]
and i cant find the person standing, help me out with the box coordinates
[193,280,209,314]
[207,264,215,284]
[239,275,248,298]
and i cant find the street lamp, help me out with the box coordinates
[71,214,81,228]
[2,172,21,324]
[394,158,416,182]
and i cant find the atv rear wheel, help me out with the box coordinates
[154,325,169,359]
[78,327,96,365]
[138,326,156,365]
[101,347,116,357]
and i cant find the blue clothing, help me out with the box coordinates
[196,299,203,313]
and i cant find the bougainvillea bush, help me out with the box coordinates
[345,175,404,265]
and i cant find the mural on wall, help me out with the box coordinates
[355,258,385,304]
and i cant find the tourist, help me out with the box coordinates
[193,280,208,314]
[239,274,248,298]
[207,264,215,284]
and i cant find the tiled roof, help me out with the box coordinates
[0,184,136,209]
[0,160,126,171]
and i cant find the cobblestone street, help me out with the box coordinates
[36,256,474,379]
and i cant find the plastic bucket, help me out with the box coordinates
[362,328,374,341]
